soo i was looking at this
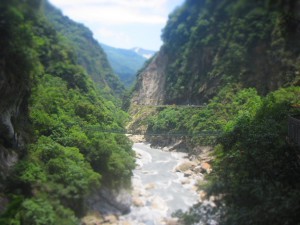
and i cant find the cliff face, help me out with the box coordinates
[132,0,300,106]
[0,73,29,190]
[131,49,169,105]
[0,0,36,190]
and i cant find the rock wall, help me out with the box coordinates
[131,48,168,106]
[0,67,30,191]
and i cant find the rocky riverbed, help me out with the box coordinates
[82,139,214,225]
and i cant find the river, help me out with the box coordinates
[120,142,199,225]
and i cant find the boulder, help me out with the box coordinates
[145,183,156,190]
[164,218,180,225]
[200,162,212,173]
[151,196,168,212]
[132,197,145,207]
[184,170,193,177]
[193,165,203,174]
[175,161,197,172]
[81,212,103,225]
[181,178,190,185]
[103,214,118,224]
[199,190,207,202]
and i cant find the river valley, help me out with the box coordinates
[119,142,201,225]
[82,141,217,225]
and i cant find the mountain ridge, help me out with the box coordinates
[131,47,156,59]
[132,0,300,105]
[43,2,125,99]
[101,43,148,87]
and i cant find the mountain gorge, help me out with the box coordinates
[0,0,134,224]
[134,0,300,105]
[43,2,125,99]
[130,0,300,224]
[101,44,150,87]
[1,0,300,224]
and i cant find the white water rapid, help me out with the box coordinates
[120,142,199,225]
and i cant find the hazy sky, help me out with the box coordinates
[48,0,185,50]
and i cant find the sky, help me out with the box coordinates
[48,0,185,51]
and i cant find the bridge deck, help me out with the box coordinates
[131,104,205,108]
[87,127,221,137]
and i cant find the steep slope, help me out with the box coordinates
[101,44,147,87]
[130,1,300,224]
[43,2,125,99]
[0,1,134,224]
[0,0,37,192]
[131,49,168,105]
[134,0,300,105]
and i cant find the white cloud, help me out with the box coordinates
[50,0,169,10]
[96,27,131,44]
[50,0,170,25]
[48,0,184,49]
[64,6,166,25]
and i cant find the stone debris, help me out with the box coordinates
[82,142,216,225]
[200,162,212,174]
[145,182,156,190]
[175,161,197,172]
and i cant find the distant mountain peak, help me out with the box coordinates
[131,47,156,59]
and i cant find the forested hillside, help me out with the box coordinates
[131,0,300,224]
[0,0,134,224]
[101,44,147,87]
[43,1,125,99]
[162,0,300,104]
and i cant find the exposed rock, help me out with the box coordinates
[0,68,30,192]
[119,221,135,225]
[145,183,156,190]
[199,190,207,202]
[193,165,203,174]
[81,212,103,225]
[175,161,197,172]
[103,214,118,224]
[200,162,212,174]
[131,49,168,106]
[132,197,145,207]
[127,135,146,143]
[184,170,193,177]
[181,178,190,185]
[86,186,132,215]
[164,218,181,225]
[151,196,168,212]
[169,140,189,152]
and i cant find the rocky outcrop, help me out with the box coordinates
[86,186,132,216]
[131,1,300,107]
[0,65,30,191]
[131,48,169,106]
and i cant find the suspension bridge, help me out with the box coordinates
[110,103,216,137]
[86,127,222,137]
[130,103,206,108]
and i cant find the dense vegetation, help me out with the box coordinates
[134,0,300,224]
[207,87,300,225]
[0,0,134,224]
[160,0,299,104]
[101,44,147,87]
[43,1,125,100]
[166,86,300,225]
[148,85,263,144]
